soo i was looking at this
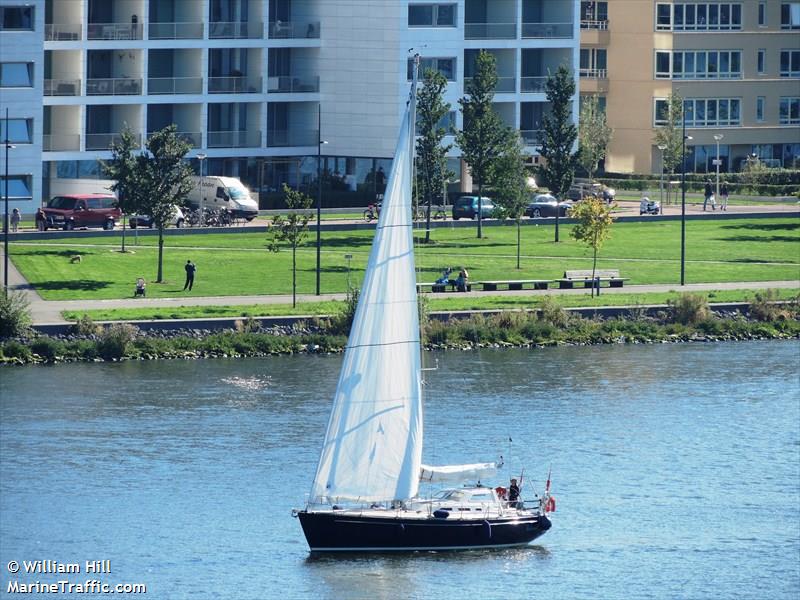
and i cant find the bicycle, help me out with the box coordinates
[363,202,381,222]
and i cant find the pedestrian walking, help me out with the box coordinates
[35,207,46,231]
[183,259,196,291]
[703,179,716,211]
[10,208,20,232]
[720,181,729,211]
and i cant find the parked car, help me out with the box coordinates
[452,196,495,220]
[128,206,185,229]
[42,194,120,231]
[525,194,573,218]
[567,182,616,203]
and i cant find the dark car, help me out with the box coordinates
[567,182,616,203]
[452,196,495,220]
[526,194,573,218]
[43,194,120,231]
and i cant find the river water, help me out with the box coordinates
[1,341,798,599]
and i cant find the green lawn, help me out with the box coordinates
[10,217,800,301]
[61,288,800,322]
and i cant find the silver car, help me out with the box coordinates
[525,194,573,218]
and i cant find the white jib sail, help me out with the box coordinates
[309,83,422,504]
[419,463,499,484]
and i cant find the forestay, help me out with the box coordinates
[309,83,421,504]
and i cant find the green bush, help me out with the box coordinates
[30,337,64,361]
[668,293,710,325]
[71,314,101,336]
[749,289,792,322]
[1,339,31,361]
[97,323,138,360]
[0,291,32,338]
[327,288,361,336]
[538,297,569,328]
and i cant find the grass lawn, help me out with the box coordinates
[10,216,800,301]
[61,288,800,322]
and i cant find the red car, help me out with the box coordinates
[42,194,121,231]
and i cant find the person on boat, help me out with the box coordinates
[508,478,521,508]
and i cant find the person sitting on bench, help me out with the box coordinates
[455,268,469,292]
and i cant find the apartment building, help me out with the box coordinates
[579,0,800,174]
[0,0,580,214]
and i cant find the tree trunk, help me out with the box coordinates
[554,208,560,243]
[291,243,297,308]
[425,189,432,244]
[156,226,164,283]
[516,219,521,269]
[591,245,598,298]
[477,181,483,239]
[121,215,127,253]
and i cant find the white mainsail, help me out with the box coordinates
[309,81,421,504]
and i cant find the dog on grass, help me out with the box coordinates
[69,255,82,263]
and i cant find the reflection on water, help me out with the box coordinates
[1,341,798,600]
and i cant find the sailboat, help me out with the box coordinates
[294,59,554,552]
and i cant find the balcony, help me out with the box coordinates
[85,132,141,151]
[148,77,203,95]
[44,23,81,41]
[87,78,143,96]
[268,20,320,39]
[44,79,81,96]
[520,130,543,145]
[208,76,262,94]
[87,23,143,41]
[464,76,516,93]
[520,77,547,93]
[147,131,201,147]
[581,19,608,30]
[42,134,81,152]
[464,23,516,39]
[522,22,573,38]
[580,68,607,79]
[267,128,317,147]
[148,22,204,40]
[208,130,261,148]
[208,21,262,39]
[266,76,319,94]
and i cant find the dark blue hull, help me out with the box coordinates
[298,511,551,552]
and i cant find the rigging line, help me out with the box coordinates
[344,339,420,351]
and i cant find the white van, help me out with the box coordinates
[188,176,259,220]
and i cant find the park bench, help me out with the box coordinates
[417,281,472,293]
[558,269,627,289]
[476,279,552,291]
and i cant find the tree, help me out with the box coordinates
[569,197,616,297]
[416,68,453,243]
[653,92,684,176]
[537,65,578,243]
[457,50,513,239]
[102,128,144,253]
[491,134,530,269]
[140,126,194,283]
[268,184,313,308]
[578,94,612,181]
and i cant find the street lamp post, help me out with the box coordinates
[197,153,206,225]
[657,144,667,205]
[713,134,724,202]
[3,108,15,298]
[316,104,328,296]
[680,110,692,286]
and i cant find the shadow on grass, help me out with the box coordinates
[34,279,110,292]
[21,249,90,257]
[719,223,799,232]
[718,235,798,243]
[310,235,374,249]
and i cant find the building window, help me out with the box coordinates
[757,49,766,74]
[0,62,33,87]
[756,96,765,121]
[0,6,34,30]
[781,3,800,29]
[0,118,33,143]
[408,57,456,81]
[656,50,742,79]
[655,3,742,31]
[408,4,456,27]
[416,110,457,135]
[656,98,741,127]
[580,48,607,78]
[581,2,608,28]
[780,50,800,77]
[0,175,32,199]
[758,2,767,25]
[780,97,800,124]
